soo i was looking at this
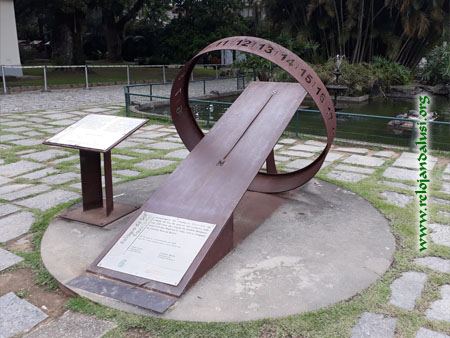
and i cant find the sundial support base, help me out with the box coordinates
[60,149,138,227]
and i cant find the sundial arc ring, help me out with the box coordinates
[170,36,336,193]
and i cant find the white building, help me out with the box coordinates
[0,0,22,76]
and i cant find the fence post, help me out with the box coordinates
[43,65,49,92]
[162,65,166,83]
[203,79,206,95]
[207,105,211,127]
[1,65,7,94]
[215,65,218,79]
[126,65,130,85]
[409,120,416,151]
[191,70,194,81]
[84,65,89,89]
[150,84,153,101]
[124,86,130,116]
[295,110,299,138]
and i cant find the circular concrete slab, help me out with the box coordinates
[41,175,395,322]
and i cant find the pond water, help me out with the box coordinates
[145,94,450,151]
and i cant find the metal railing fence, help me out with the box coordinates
[0,63,232,94]
[124,92,450,151]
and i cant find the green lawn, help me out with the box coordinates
[1,62,223,88]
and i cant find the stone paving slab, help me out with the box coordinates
[379,180,415,191]
[115,140,140,149]
[0,247,24,272]
[19,168,60,180]
[148,142,183,150]
[131,149,154,154]
[0,204,21,218]
[40,172,79,185]
[280,150,314,158]
[325,152,344,162]
[389,271,427,310]
[16,189,80,211]
[392,152,437,170]
[0,211,35,242]
[343,155,385,167]
[416,328,450,338]
[438,211,450,218]
[2,185,52,201]
[334,147,369,154]
[285,159,314,169]
[0,292,48,338]
[274,155,290,162]
[136,131,170,139]
[0,176,12,185]
[0,183,32,195]
[164,149,190,159]
[278,138,297,144]
[48,119,76,126]
[426,285,450,323]
[374,151,396,158]
[84,108,110,113]
[114,169,140,177]
[445,163,450,174]
[431,197,450,206]
[112,154,135,161]
[335,164,375,174]
[23,131,44,137]
[440,182,450,195]
[130,137,155,144]
[414,257,450,273]
[0,161,43,178]
[381,191,413,207]
[351,312,397,338]
[10,139,44,146]
[304,140,326,147]
[47,112,77,120]
[383,167,417,181]
[22,149,71,162]
[274,144,283,150]
[429,224,450,247]
[23,311,117,338]
[443,174,450,182]
[135,159,176,171]
[0,134,26,142]
[52,155,78,164]
[3,126,32,133]
[327,170,368,183]
[289,144,324,152]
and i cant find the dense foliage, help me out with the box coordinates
[420,43,450,85]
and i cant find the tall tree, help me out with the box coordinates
[98,0,169,61]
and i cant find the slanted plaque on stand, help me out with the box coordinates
[43,114,148,226]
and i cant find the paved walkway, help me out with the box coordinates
[0,85,450,337]
[0,78,239,113]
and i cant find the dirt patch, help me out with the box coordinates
[5,233,34,252]
[0,268,70,318]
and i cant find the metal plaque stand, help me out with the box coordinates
[43,114,148,227]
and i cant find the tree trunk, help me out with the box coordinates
[103,22,123,62]
[51,12,85,65]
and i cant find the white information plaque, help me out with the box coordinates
[97,212,216,286]
[45,114,147,152]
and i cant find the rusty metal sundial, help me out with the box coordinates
[67,36,336,313]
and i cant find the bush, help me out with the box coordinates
[19,46,37,63]
[372,56,412,90]
[421,43,450,85]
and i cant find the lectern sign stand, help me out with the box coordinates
[44,114,148,226]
